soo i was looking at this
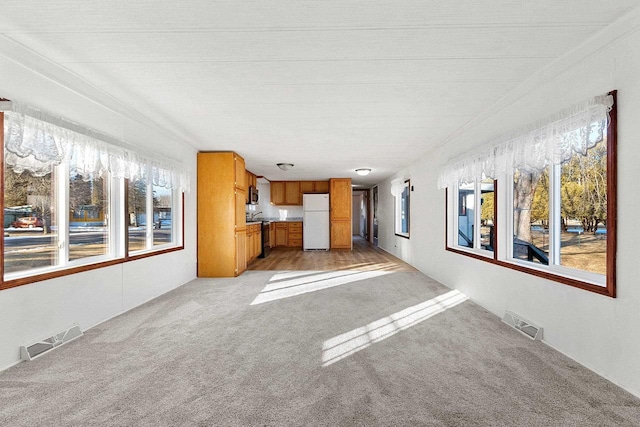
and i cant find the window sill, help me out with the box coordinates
[445,245,614,298]
[1,245,184,291]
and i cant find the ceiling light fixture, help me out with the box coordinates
[355,168,372,176]
[277,163,294,171]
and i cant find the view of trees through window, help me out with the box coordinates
[512,140,607,274]
[127,179,174,252]
[128,179,148,252]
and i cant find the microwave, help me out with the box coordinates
[248,185,259,204]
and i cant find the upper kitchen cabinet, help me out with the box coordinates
[245,170,257,203]
[197,152,247,277]
[285,181,301,205]
[300,181,329,194]
[314,181,330,193]
[270,181,285,205]
[235,155,246,191]
[270,181,301,205]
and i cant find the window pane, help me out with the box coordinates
[513,169,549,265]
[153,185,172,245]
[128,179,148,252]
[4,169,57,274]
[401,182,409,234]
[457,183,474,248]
[69,173,109,261]
[559,141,607,274]
[479,179,495,252]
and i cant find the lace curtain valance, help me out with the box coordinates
[2,102,190,192]
[437,94,614,189]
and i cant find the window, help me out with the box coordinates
[127,177,178,254]
[510,139,609,278]
[69,173,110,261]
[1,103,188,289]
[4,168,57,275]
[441,92,616,297]
[453,179,495,254]
[394,179,410,238]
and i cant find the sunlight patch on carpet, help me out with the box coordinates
[321,289,468,366]
[250,270,392,305]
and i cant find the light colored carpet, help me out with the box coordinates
[1,270,639,426]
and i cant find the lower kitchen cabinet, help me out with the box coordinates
[236,231,247,274]
[246,224,262,262]
[275,223,288,247]
[273,222,302,247]
[288,222,302,247]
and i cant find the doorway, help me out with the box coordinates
[372,186,378,246]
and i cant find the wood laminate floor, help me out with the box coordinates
[248,236,416,272]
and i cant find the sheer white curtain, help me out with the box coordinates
[3,102,190,191]
[437,94,613,188]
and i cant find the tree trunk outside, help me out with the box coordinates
[513,171,540,243]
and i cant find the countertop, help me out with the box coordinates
[246,218,303,224]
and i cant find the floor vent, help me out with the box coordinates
[502,311,542,340]
[20,324,83,361]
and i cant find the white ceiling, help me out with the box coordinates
[1,1,638,186]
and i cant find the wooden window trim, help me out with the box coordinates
[444,91,617,298]
[0,112,186,292]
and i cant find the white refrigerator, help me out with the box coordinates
[303,194,330,250]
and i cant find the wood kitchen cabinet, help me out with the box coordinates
[285,181,301,205]
[300,180,329,195]
[245,170,257,203]
[270,181,302,205]
[245,223,262,262]
[330,178,352,250]
[287,222,303,247]
[275,222,288,246]
[197,151,247,277]
[270,181,286,205]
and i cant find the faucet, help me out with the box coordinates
[250,211,263,221]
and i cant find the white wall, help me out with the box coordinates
[377,10,640,397]
[0,37,198,370]
[246,182,303,220]
[352,193,362,235]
